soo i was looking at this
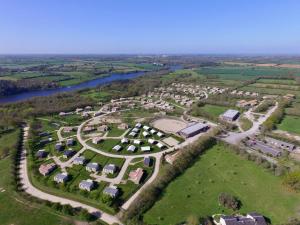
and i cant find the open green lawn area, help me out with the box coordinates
[0,129,20,158]
[257,78,297,85]
[106,124,127,137]
[201,104,228,118]
[277,115,300,135]
[144,143,300,225]
[197,66,300,80]
[240,86,300,97]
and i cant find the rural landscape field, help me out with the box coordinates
[1,1,300,225]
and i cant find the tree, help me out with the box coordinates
[218,192,240,210]
[283,171,300,191]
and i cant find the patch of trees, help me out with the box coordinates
[283,171,300,191]
[0,78,58,97]
[121,128,221,224]
[261,99,291,132]
[0,92,94,130]
[218,192,241,210]
[254,100,275,113]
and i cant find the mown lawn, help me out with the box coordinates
[277,115,300,135]
[144,143,300,225]
[201,104,228,118]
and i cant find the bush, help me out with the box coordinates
[283,171,300,191]
[218,192,241,210]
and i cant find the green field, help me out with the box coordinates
[0,130,71,225]
[197,66,300,80]
[144,143,300,225]
[201,104,228,117]
[277,115,300,135]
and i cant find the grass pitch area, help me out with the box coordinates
[144,143,300,225]
[277,115,300,135]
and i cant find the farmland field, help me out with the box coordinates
[144,143,300,225]
[277,115,300,135]
[196,66,300,80]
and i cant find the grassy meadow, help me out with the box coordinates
[144,143,300,225]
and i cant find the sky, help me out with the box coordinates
[0,0,300,54]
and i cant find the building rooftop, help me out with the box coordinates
[222,109,240,119]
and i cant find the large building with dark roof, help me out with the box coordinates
[220,213,267,225]
[220,109,240,121]
[178,122,209,138]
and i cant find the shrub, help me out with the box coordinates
[283,171,300,191]
[218,192,241,210]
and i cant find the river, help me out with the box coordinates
[0,65,181,104]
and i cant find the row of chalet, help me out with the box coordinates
[142,99,175,111]
[236,99,259,109]
[245,137,296,157]
[231,90,259,97]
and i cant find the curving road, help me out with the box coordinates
[223,103,278,145]
[19,126,123,225]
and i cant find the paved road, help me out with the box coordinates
[223,103,278,145]
[121,154,162,210]
[19,126,123,225]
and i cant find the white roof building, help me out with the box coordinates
[141,146,151,152]
[113,145,122,151]
[121,138,129,144]
[127,145,136,152]
[133,139,142,145]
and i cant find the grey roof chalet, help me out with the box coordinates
[132,128,140,133]
[39,131,49,137]
[55,142,63,151]
[66,138,75,146]
[54,173,68,183]
[144,156,152,167]
[79,179,94,191]
[86,162,100,171]
[73,156,85,165]
[103,186,119,198]
[103,164,116,173]
[36,149,48,158]
[40,139,50,145]
[63,149,75,158]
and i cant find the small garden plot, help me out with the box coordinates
[277,115,300,135]
[106,124,127,137]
